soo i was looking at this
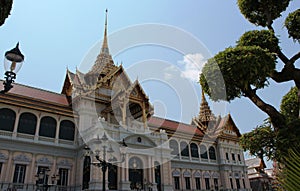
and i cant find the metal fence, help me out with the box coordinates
[0,183,82,191]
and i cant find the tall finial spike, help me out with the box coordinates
[101,9,109,55]
[201,88,207,103]
[105,9,108,27]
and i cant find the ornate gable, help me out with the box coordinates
[217,114,241,137]
[128,80,149,101]
[98,65,131,91]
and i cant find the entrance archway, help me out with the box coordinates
[129,157,144,190]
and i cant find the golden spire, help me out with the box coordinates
[101,9,109,55]
[201,88,207,104]
[198,87,215,124]
[87,9,116,76]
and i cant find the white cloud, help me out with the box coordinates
[163,65,177,80]
[179,53,206,83]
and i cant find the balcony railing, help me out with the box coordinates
[0,183,82,191]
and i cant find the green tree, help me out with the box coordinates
[280,87,299,124]
[240,87,300,160]
[200,0,300,134]
[0,0,13,26]
[240,120,276,160]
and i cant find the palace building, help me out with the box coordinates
[0,11,251,191]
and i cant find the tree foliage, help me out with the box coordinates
[200,0,300,132]
[237,0,290,27]
[240,120,276,160]
[201,46,276,101]
[0,0,13,26]
[199,0,300,187]
[237,30,280,53]
[280,87,299,123]
[285,9,300,43]
[240,87,300,162]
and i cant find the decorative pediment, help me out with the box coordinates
[220,114,241,137]
[36,157,53,165]
[0,152,8,161]
[124,135,156,147]
[212,172,220,178]
[183,171,191,177]
[57,159,73,167]
[194,171,201,178]
[13,154,31,163]
[203,171,210,178]
[129,80,149,100]
[172,170,180,177]
[99,65,131,90]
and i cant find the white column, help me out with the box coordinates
[12,112,20,137]
[5,151,14,182]
[28,153,36,184]
[89,158,101,190]
[148,157,152,183]
[125,154,129,181]
[55,119,60,143]
[119,154,131,191]
[34,115,41,140]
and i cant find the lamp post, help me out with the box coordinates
[35,168,60,191]
[35,168,50,191]
[85,133,127,191]
[1,42,24,93]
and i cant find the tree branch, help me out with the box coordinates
[277,50,290,64]
[244,87,285,131]
[267,24,290,64]
[290,51,300,64]
[270,67,294,83]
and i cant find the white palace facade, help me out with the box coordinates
[0,12,251,191]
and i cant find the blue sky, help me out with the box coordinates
[0,0,300,138]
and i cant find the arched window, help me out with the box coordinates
[169,140,179,156]
[180,141,189,157]
[209,146,216,160]
[0,108,16,132]
[238,154,241,161]
[200,145,208,159]
[59,120,75,141]
[18,112,37,135]
[190,143,199,158]
[39,116,56,138]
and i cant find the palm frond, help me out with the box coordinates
[277,145,300,190]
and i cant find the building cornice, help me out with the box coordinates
[0,93,75,118]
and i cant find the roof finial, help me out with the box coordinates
[197,86,215,125]
[101,9,109,55]
[201,87,207,104]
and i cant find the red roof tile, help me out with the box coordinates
[1,81,69,106]
[148,116,203,136]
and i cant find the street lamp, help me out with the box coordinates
[35,168,50,191]
[85,134,128,191]
[35,168,60,191]
[1,42,24,93]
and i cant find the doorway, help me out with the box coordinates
[129,157,144,190]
